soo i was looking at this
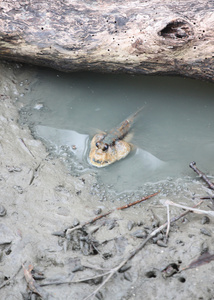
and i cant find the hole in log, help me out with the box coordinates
[159,20,192,40]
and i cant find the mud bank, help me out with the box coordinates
[0,61,213,300]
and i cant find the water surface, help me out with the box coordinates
[18,69,214,196]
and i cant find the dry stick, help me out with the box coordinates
[166,203,170,239]
[40,272,112,288]
[189,161,214,190]
[29,162,42,185]
[82,262,111,271]
[163,200,214,217]
[66,192,159,237]
[40,275,74,287]
[82,200,203,300]
[19,138,35,158]
[116,191,159,210]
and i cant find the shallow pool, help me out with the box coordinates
[18,68,214,196]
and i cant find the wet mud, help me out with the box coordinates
[0,61,214,300]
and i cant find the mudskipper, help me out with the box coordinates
[89,107,144,167]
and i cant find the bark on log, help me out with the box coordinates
[0,1,214,81]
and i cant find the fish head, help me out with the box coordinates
[89,133,131,167]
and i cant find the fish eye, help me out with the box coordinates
[95,142,100,148]
[103,143,109,151]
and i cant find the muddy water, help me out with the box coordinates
[18,68,214,196]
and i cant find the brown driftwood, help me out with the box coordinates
[0,1,214,81]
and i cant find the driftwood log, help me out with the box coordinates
[0,1,214,81]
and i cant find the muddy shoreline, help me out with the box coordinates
[0,61,213,300]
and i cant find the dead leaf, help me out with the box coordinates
[183,252,214,271]
[22,264,52,299]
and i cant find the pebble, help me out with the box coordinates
[0,205,6,217]
[72,265,84,273]
[51,231,65,237]
[201,216,210,225]
[92,276,103,285]
[33,103,44,110]
[200,228,212,236]
[94,291,103,300]
[127,220,135,231]
[153,233,163,243]
[94,208,102,215]
[157,240,168,247]
[137,221,144,226]
[188,234,194,238]
[200,241,209,254]
[132,229,147,239]
[152,220,160,228]
[73,218,80,227]
[119,263,131,273]
[124,271,132,282]
[102,252,112,259]
[108,222,116,230]
[176,239,185,246]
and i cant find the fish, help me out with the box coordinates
[89,107,144,167]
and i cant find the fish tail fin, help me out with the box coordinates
[127,106,145,124]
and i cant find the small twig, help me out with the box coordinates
[166,203,170,239]
[200,192,214,210]
[189,161,214,190]
[162,200,214,217]
[0,265,22,289]
[29,163,42,185]
[82,262,111,271]
[19,138,35,158]
[116,191,160,210]
[40,271,112,288]
[74,271,112,284]
[40,275,74,287]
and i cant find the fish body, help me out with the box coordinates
[89,107,143,167]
